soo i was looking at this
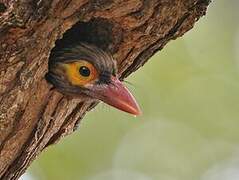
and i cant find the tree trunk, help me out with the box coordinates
[0,0,210,179]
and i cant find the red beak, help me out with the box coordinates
[88,76,141,115]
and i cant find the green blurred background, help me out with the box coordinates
[24,1,239,180]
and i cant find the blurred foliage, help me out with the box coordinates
[26,0,239,180]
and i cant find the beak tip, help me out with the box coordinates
[137,109,142,116]
[127,104,142,116]
[132,110,142,116]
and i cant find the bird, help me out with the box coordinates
[45,42,141,115]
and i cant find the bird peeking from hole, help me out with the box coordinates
[45,43,141,115]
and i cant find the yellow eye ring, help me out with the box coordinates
[62,60,98,86]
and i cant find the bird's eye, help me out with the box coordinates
[61,60,98,86]
[79,66,90,77]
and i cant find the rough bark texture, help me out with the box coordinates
[0,0,210,179]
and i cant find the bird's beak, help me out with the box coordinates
[88,76,141,116]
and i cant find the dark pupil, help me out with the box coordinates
[79,66,90,77]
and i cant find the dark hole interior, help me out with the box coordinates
[51,18,122,57]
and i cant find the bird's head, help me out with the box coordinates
[46,43,141,115]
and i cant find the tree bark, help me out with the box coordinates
[0,0,210,179]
